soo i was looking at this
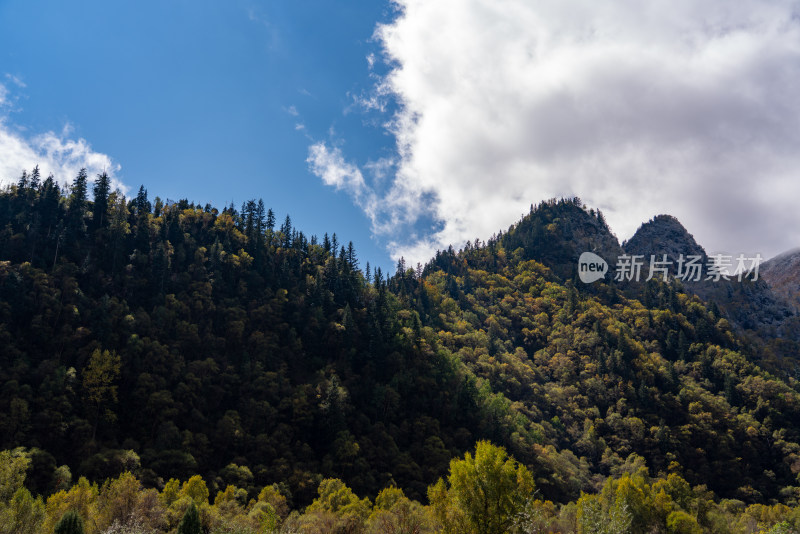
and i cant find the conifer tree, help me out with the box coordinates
[66,169,88,243]
[177,502,202,534]
[91,172,111,232]
[54,510,84,534]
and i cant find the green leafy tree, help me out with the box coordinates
[0,449,30,503]
[368,486,433,534]
[428,441,534,534]
[666,510,702,534]
[303,478,371,532]
[1,487,44,534]
[179,475,209,506]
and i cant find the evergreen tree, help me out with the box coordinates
[38,175,62,239]
[134,185,151,215]
[16,169,28,191]
[54,510,85,534]
[29,165,41,191]
[347,241,358,270]
[177,502,202,534]
[256,199,266,235]
[91,172,111,232]
[281,214,292,248]
[66,169,88,234]
[323,233,331,254]
[266,207,275,230]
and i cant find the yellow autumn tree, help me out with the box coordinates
[428,441,534,534]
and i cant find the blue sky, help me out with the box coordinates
[2,0,800,270]
[0,0,400,272]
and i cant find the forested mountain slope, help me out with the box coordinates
[622,214,800,365]
[421,199,800,502]
[1,172,800,529]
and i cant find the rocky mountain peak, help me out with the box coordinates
[623,214,706,262]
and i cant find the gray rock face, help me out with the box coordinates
[761,248,800,310]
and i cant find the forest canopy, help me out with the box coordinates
[1,168,800,532]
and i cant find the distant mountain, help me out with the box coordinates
[499,206,800,368]
[762,247,800,310]
[623,214,797,350]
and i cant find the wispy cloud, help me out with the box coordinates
[0,81,125,193]
[4,74,26,89]
[310,0,800,264]
[244,4,280,50]
[307,141,381,227]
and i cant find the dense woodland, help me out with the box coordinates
[1,167,800,533]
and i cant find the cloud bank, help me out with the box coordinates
[0,82,124,193]
[309,0,800,264]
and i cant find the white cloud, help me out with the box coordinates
[0,82,125,194]
[313,0,800,264]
